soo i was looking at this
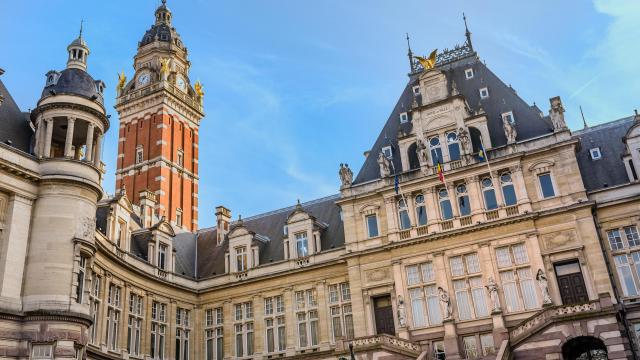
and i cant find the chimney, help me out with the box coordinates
[139,190,157,228]
[215,206,231,245]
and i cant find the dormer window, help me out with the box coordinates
[45,71,60,86]
[465,68,474,79]
[399,112,408,124]
[158,243,167,270]
[502,111,515,124]
[590,147,602,160]
[479,87,489,99]
[382,146,393,159]
[295,232,309,257]
[283,225,288,236]
[236,246,248,272]
[412,86,420,95]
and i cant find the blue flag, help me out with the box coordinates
[394,175,399,194]
[478,143,486,162]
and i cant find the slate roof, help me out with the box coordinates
[0,77,33,153]
[573,116,636,192]
[353,54,554,185]
[40,68,104,105]
[196,194,344,279]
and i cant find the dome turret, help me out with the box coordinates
[67,21,90,71]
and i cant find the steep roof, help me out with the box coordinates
[353,54,554,185]
[573,116,635,192]
[0,77,33,153]
[196,194,344,279]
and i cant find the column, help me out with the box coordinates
[34,119,43,157]
[282,288,295,356]
[94,132,104,166]
[392,260,410,339]
[433,252,461,359]
[64,117,76,157]
[252,294,264,355]
[491,172,505,207]
[384,196,398,242]
[511,165,532,211]
[425,187,440,233]
[0,195,34,305]
[447,183,460,217]
[316,281,330,346]
[85,122,95,162]
[467,176,483,216]
[43,118,53,158]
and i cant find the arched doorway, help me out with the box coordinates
[469,126,483,153]
[562,336,607,360]
[407,142,420,170]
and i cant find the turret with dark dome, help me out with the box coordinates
[138,0,186,50]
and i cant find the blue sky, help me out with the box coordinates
[1,0,638,228]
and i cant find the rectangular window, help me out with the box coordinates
[236,247,247,272]
[205,309,224,360]
[615,254,638,296]
[465,68,474,79]
[127,294,143,356]
[151,302,167,359]
[31,344,53,359]
[295,232,309,257]
[382,145,393,159]
[412,85,420,95]
[177,149,184,167]
[589,147,602,160]
[463,335,479,359]
[406,263,441,327]
[479,87,489,99]
[538,173,556,198]
[502,111,515,124]
[176,209,183,227]
[608,229,625,250]
[625,226,640,247]
[328,283,353,341]
[366,214,379,238]
[496,244,537,312]
[234,302,254,356]
[433,341,446,360]
[136,146,144,164]
[158,244,167,270]
[481,334,496,356]
[399,112,408,123]
[76,256,86,303]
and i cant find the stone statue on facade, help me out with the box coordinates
[338,163,353,188]
[438,286,452,320]
[377,152,391,178]
[486,277,501,313]
[549,96,567,131]
[416,138,430,168]
[450,79,459,96]
[536,269,553,305]
[502,115,517,144]
[397,295,407,328]
[458,127,471,155]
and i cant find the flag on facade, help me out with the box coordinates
[394,175,399,195]
[437,161,445,183]
[478,143,486,162]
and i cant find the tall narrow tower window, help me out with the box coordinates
[177,149,184,167]
[176,208,183,227]
[136,146,144,164]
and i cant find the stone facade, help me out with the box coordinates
[1,3,640,360]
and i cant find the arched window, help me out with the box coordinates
[415,194,427,226]
[407,142,420,170]
[481,178,498,210]
[398,199,411,230]
[469,127,483,154]
[438,188,453,220]
[456,184,471,216]
[447,132,461,161]
[430,137,443,165]
[500,172,517,206]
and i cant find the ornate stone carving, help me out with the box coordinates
[338,163,353,188]
[549,96,567,130]
[366,268,391,283]
[503,115,517,144]
[486,277,501,313]
[458,126,471,155]
[542,230,577,250]
[377,152,391,178]
[438,286,452,320]
[536,269,553,305]
[397,295,407,327]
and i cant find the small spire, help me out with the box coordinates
[79,19,84,39]
[463,13,473,50]
[406,33,415,73]
[580,105,588,129]
[162,0,167,5]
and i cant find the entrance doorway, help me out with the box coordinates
[555,261,588,305]
[373,295,395,335]
[562,336,607,360]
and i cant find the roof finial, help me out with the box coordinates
[463,12,473,50]
[406,33,415,73]
[580,105,588,129]
[162,0,167,4]
[79,19,84,39]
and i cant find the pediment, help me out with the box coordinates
[624,120,640,140]
[151,219,175,236]
[359,203,380,216]
[528,159,555,174]
[116,192,134,214]
[228,225,252,239]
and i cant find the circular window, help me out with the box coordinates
[415,194,424,204]
[447,132,458,143]
[456,184,467,194]
[500,172,512,183]
[481,178,493,188]
[430,137,440,147]
[438,188,449,198]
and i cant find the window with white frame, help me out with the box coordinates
[295,231,309,257]
[433,341,446,360]
[429,137,443,165]
[447,131,461,161]
[234,302,254,357]
[151,301,167,359]
[456,184,471,217]
[463,335,479,359]
[398,199,411,230]
[400,112,409,123]
[465,68,474,79]
[415,194,427,226]
[328,282,354,341]
[438,188,453,220]
[176,208,183,227]
[590,147,602,160]
[609,225,640,297]
[608,226,640,251]
[365,214,379,238]
[449,253,488,320]
[236,246,248,272]
[479,87,489,99]
[413,85,420,95]
[106,284,121,351]
[495,244,538,312]
[538,173,556,198]
[500,172,517,206]
[158,243,167,270]
[502,111,515,124]
[89,273,101,344]
[76,256,87,304]
[31,344,53,359]
[176,307,190,360]
[296,289,319,348]
[382,146,393,159]
[136,146,144,164]
[205,308,224,360]
[406,262,441,327]
[265,295,286,353]
[127,293,143,356]
[481,177,499,210]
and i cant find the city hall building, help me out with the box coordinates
[0,2,639,359]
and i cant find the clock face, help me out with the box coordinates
[137,72,150,86]
[176,76,186,91]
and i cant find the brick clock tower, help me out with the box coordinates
[115,0,203,231]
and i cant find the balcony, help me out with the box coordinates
[338,334,421,358]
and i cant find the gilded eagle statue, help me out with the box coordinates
[116,71,127,94]
[194,80,204,98]
[414,49,438,70]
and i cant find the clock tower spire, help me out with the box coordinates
[115,1,204,231]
